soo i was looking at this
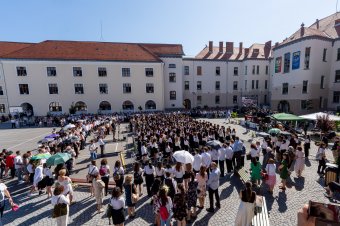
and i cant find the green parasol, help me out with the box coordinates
[46,153,71,167]
[31,153,51,161]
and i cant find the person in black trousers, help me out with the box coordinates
[206,163,221,212]
[143,161,155,197]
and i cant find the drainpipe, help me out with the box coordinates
[0,60,10,116]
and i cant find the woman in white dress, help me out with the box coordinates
[51,185,70,226]
[294,146,305,177]
[235,181,256,226]
[57,169,74,204]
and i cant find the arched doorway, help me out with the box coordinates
[49,102,62,112]
[278,100,290,113]
[75,101,87,112]
[21,103,34,116]
[183,99,191,109]
[99,101,111,111]
[122,100,134,111]
[145,100,156,110]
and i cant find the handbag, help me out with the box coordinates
[106,201,113,218]
[254,195,263,215]
[52,197,68,218]
[86,168,96,183]
[131,184,139,204]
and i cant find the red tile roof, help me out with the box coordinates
[279,27,330,46]
[309,13,340,39]
[0,40,184,62]
[0,42,33,57]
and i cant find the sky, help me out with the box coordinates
[0,0,337,56]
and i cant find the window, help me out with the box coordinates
[73,67,82,77]
[265,80,268,89]
[252,65,255,74]
[197,66,202,75]
[256,65,260,74]
[47,67,56,76]
[284,52,291,73]
[301,100,307,110]
[184,81,189,90]
[48,83,58,94]
[197,95,202,104]
[19,84,29,94]
[215,81,220,90]
[122,68,130,77]
[337,48,340,61]
[234,67,238,76]
[99,83,108,94]
[98,67,107,77]
[146,83,154,93]
[323,48,327,62]
[333,91,340,103]
[335,70,340,83]
[252,80,255,89]
[233,95,238,104]
[169,64,176,68]
[145,68,153,77]
[0,86,3,95]
[197,81,202,90]
[233,81,238,90]
[49,102,62,112]
[265,66,269,75]
[17,67,27,76]
[0,104,5,113]
[169,73,176,82]
[282,83,288,95]
[123,83,131,93]
[302,80,308,93]
[74,84,84,94]
[245,66,248,75]
[305,47,311,69]
[256,80,259,89]
[216,67,220,76]
[215,95,220,104]
[244,80,247,90]
[264,95,267,104]
[321,76,325,89]
[184,66,189,75]
[170,91,176,100]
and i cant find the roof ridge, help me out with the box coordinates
[137,44,162,61]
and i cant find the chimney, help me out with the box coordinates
[244,48,249,56]
[208,41,213,53]
[335,19,340,27]
[300,23,305,37]
[265,41,272,49]
[316,19,319,29]
[239,42,243,55]
[226,42,234,54]
[275,42,279,48]
[219,42,223,53]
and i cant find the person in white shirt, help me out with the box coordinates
[51,185,70,226]
[155,162,165,182]
[225,142,234,174]
[43,163,54,198]
[89,140,98,160]
[143,161,155,197]
[14,151,24,184]
[201,148,212,169]
[97,136,105,157]
[250,143,260,161]
[193,150,202,174]
[210,147,219,165]
[317,143,327,175]
[141,142,148,164]
[218,145,227,177]
[265,158,277,194]
[110,187,126,225]
[28,161,44,196]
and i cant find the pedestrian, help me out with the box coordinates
[186,172,198,223]
[206,162,221,212]
[234,181,256,226]
[250,143,260,162]
[88,160,99,196]
[14,151,24,184]
[97,136,105,157]
[143,160,155,197]
[195,165,207,209]
[265,158,276,194]
[0,180,14,223]
[123,175,137,218]
[192,149,202,174]
[173,183,187,226]
[173,162,184,187]
[28,160,44,196]
[225,142,234,174]
[133,162,143,196]
[250,158,261,186]
[110,187,126,226]
[279,153,289,191]
[294,146,305,177]
[155,161,165,183]
[183,163,192,190]
[157,186,173,226]
[51,185,70,226]
[43,163,54,198]
[57,169,74,204]
[92,174,105,213]
[5,151,15,179]
[0,154,5,179]
[163,171,176,201]
[316,143,327,176]
[99,158,110,196]
[218,144,227,177]
[151,178,162,226]
[113,160,124,191]
[89,140,98,160]
[262,147,275,170]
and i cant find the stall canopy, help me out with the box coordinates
[271,113,304,121]
[299,112,340,121]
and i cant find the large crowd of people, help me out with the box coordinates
[0,111,339,226]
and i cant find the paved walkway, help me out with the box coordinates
[0,118,335,226]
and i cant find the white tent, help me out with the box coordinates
[299,112,340,121]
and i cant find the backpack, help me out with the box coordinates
[159,204,169,221]
[99,166,107,176]
[113,169,121,181]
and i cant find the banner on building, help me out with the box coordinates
[275,57,282,73]
[292,51,300,70]
[242,96,258,107]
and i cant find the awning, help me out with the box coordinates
[271,113,304,121]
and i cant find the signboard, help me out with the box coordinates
[275,57,282,73]
[242,96,258,107]
[292,51,300,70]
[9,106,23,114]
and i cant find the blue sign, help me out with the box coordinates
[292,51,300,70]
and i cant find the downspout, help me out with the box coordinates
[0,60,10,115]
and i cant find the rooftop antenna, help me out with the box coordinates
[337,0,339,13]
[100,21,104,41]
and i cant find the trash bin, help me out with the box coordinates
[325,163,338,186]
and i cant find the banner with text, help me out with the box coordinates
[275,57,282,73]
[292,51,300,70]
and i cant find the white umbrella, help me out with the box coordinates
[173,150,194,164]
[63,124,76,130]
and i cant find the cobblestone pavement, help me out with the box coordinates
[0,118,336,226]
